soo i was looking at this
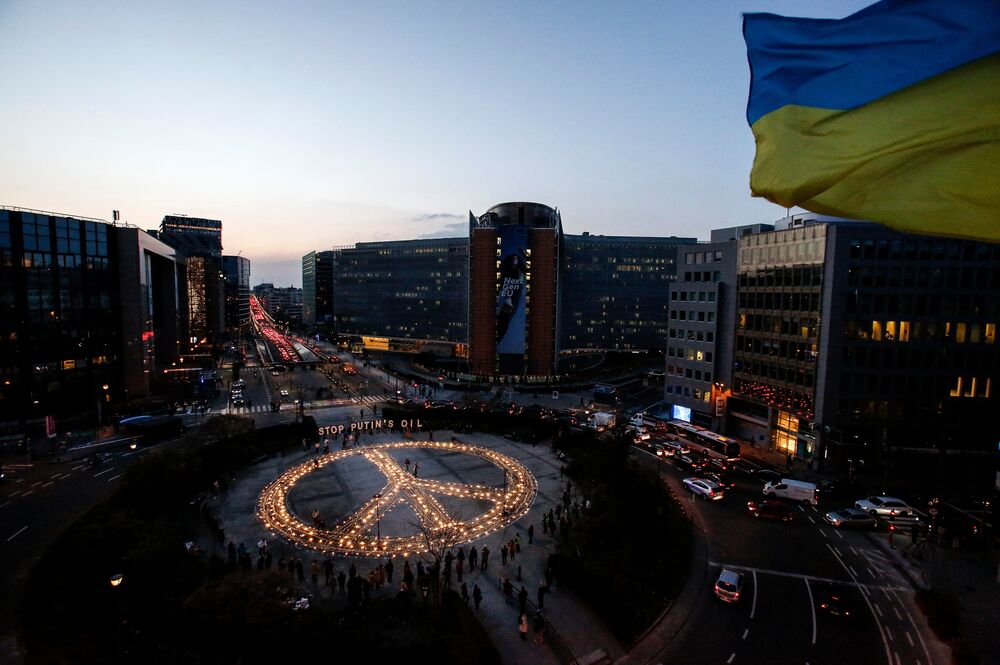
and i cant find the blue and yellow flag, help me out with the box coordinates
[744,0,1000,242]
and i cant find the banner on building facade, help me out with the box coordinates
[496,224,528,355]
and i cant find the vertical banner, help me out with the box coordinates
[45,414,57,439]
[495,225,528,355]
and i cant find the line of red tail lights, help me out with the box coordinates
[249,295,299,363]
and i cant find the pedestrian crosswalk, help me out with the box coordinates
[221,394,385,415]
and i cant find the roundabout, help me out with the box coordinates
[257,440,538,557]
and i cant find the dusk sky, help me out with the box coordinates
[0,1,871,286]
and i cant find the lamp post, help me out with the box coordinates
[374,493,382,541]
[110,573,124,664]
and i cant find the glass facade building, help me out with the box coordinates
[222,255,251,331]
[334,238,468,345]
[302,250,335,329]
[561,233,696,351]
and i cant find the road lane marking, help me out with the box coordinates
[826,543,893,665]
[30,481,41,487]
[42,481,53,488]
[905,631,914,647]
[867,567,877,578]
[93,468,115,477]
[742,628,749,640]
[708,561,905,591]
[750,570,758,619]
[819,529,828,538]
[9,491,20,497]
[885,625,893,641]
[848,565,858,577]
[798,505,805,511]
[22,490,33,497]
[727,653,736,664]
[0,501,10,508]
[7,525,28,541]
[893,607,903,621]
[834,529,844,539]
[888,588,933,665]
[72,463,87,470]
[807,515,815,524]
[874,603,883,618]
[107,474,123,482]
[894,652,901,665]
[850,546,859,556]
[50,473,62,480]
[804,578,817,645]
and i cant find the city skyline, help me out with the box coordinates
[0,0,874,286]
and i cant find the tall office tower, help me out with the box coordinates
[560,233,696,352]
[158,215,224,348]
[469,203,561,377]
[727,214,1000,478]
[222,255,251,331]
[302,250,336,330]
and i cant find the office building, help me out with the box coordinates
[561,233,696,351]
[222,255,251,331]
[333,238,468,351]
[469,203,561,377]
[726,215,1000,472]
[302,250,335,330]
[254,283,302,323]
[157,215,224,348]
[665,225,769,428]
[0,207,182,423]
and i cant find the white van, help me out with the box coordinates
[763,478,819,506]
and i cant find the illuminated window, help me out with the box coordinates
[871,320,883,341]
[949,376,962,397]
[885,321,897,341]
[964,377,977,398]
[986,324,996,344]
[970,324,981,343]
[983,378,992,398]
[956,323,967,343]
[898,321,910,342]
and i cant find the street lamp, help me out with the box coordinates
[110,573,124,664]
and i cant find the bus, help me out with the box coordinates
[667,420,741,461]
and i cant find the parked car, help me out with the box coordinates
[683,477,725,501]
[747,499,794,522]
[714,568,744,603]
[824,508,878,529]
[279,389,290,398]
[855,496,914,517]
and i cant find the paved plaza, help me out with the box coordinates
[207,430,623,665]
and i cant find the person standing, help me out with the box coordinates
[469,546,478,570]
[310,560,320,585]
[518,585,528,616]
[473,583,483,610]
[528,523,534,544]
[519,613,529,641]
[461,581,470,605]
[537,580,547,609]
[533,611,546,644]
[501,543,508,565]
[457,558,464,582]
[385,558,394,585]
[337,571,346,594]
[481,546,490,570]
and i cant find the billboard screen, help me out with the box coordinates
[672,404,692,423]
[496,225,528,355]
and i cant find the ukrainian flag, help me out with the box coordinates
[744,0,1000,242]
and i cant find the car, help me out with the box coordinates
[707,458,734,473]
[818,478,868,501]
[754,469,784,484]
[231,396,246,407]
[747,499,794,521]
[855,496,914,518]
[674,454,706,473]
[428,400,457,410]
[704,471,736,491]
[279,389,290,398]
[271,370,281,377]
[817,585,854,618]
[653,442,674,457]
[824,508,878,529]
[714,568,744,603]
[662,439,689,456]
[683,477,725,500]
